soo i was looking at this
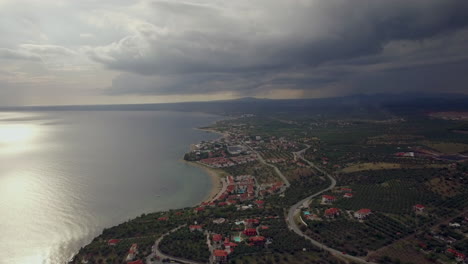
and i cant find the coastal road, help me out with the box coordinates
[153,225,205,264]
[286,151,375,264]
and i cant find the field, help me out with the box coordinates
[420,141,468,154]
[223,162,279,184]
[305,213,413,256]
[369,240,433,264]
[230,251,328,264]
[340,162,448,173]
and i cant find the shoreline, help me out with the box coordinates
[183,160,226,204]
[195,127,229,139]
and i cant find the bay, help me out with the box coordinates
[0,111,221,264]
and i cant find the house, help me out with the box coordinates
[189,225,203,232]
[354,209,372,219]
[224,238,238,254]
[107,239,120,246]
[321,195,336,204]
[213,249,228,264]
[213,218,226,224]
[128,260,144,264]
[243,228,257,236]
[244,218,260,228]
[249,236,266,246]
[447,248,466,262]
[194,207,205,213]
[343,193,353,198]
[157,217,168,221]
[413,204,425,212]
[255,200,265,208]
[340,188,352,193]
[324,208,340,218]
[449,222,461,228]
[126,244,138,261]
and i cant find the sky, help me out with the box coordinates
[0,0,468,106]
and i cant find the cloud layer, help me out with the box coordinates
[1,0,468,105]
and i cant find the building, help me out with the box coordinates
[128,260,144,264]
[244,218,260,228]
[213,250,228,264]
[447,248,466,262]
[194,207,205,213]
[321,195,336,204]
[107,239,120,246]
[324,208,340,218]
[255,200,265,208]
[413,204,425,212]
[343,193,353,198]
[224,238,238,254]
[212,234,223,248]
[249,236,266,246]
[243,228,257,236]
[126,244,138,261]
[354,209,372,219]
[189,225,203,232]
[227,145,244,155]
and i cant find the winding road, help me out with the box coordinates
[152,225,205,264]
[287,148,375,264]
[244,144,290,188]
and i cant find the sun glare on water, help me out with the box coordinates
[0,124,39,154]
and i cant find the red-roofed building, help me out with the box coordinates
[157,217,168,221]
[244,219,260,228]
[213,234,223,242]
[354,209,372,219]
[189,225,203,232]
[249,236,266,246]
[324,208,340,218]
[107,239,120,246]
[243,228,257,236]
[447,248,466,262]
[341,188,352,192]
[195,207,205,213]
[413,204,425,212]
[260,225,269,230]
[343,193,353,198]
[126,244,138,261]
[322,195,336,204]
[212,234,223,248]
[128,260,144,264]
[255,200,265,207]
[213,250,228,263]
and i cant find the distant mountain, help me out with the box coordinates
[1,93,467,117]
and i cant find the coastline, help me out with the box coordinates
[195,127,229,139]
[183,160,226,204]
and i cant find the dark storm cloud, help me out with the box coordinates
[88,0,468,96]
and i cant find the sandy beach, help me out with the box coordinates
[195,127,229,138]
[183,160,226,204]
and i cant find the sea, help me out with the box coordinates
[0,111,221,264]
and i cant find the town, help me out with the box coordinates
[71,111,468,264]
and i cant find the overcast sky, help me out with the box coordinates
[1,0,468,106]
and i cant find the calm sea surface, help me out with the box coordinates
[0,111,221,264]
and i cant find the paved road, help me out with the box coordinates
[153,225,205,264]
[245,144,290,187]
[286,151,375,264]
